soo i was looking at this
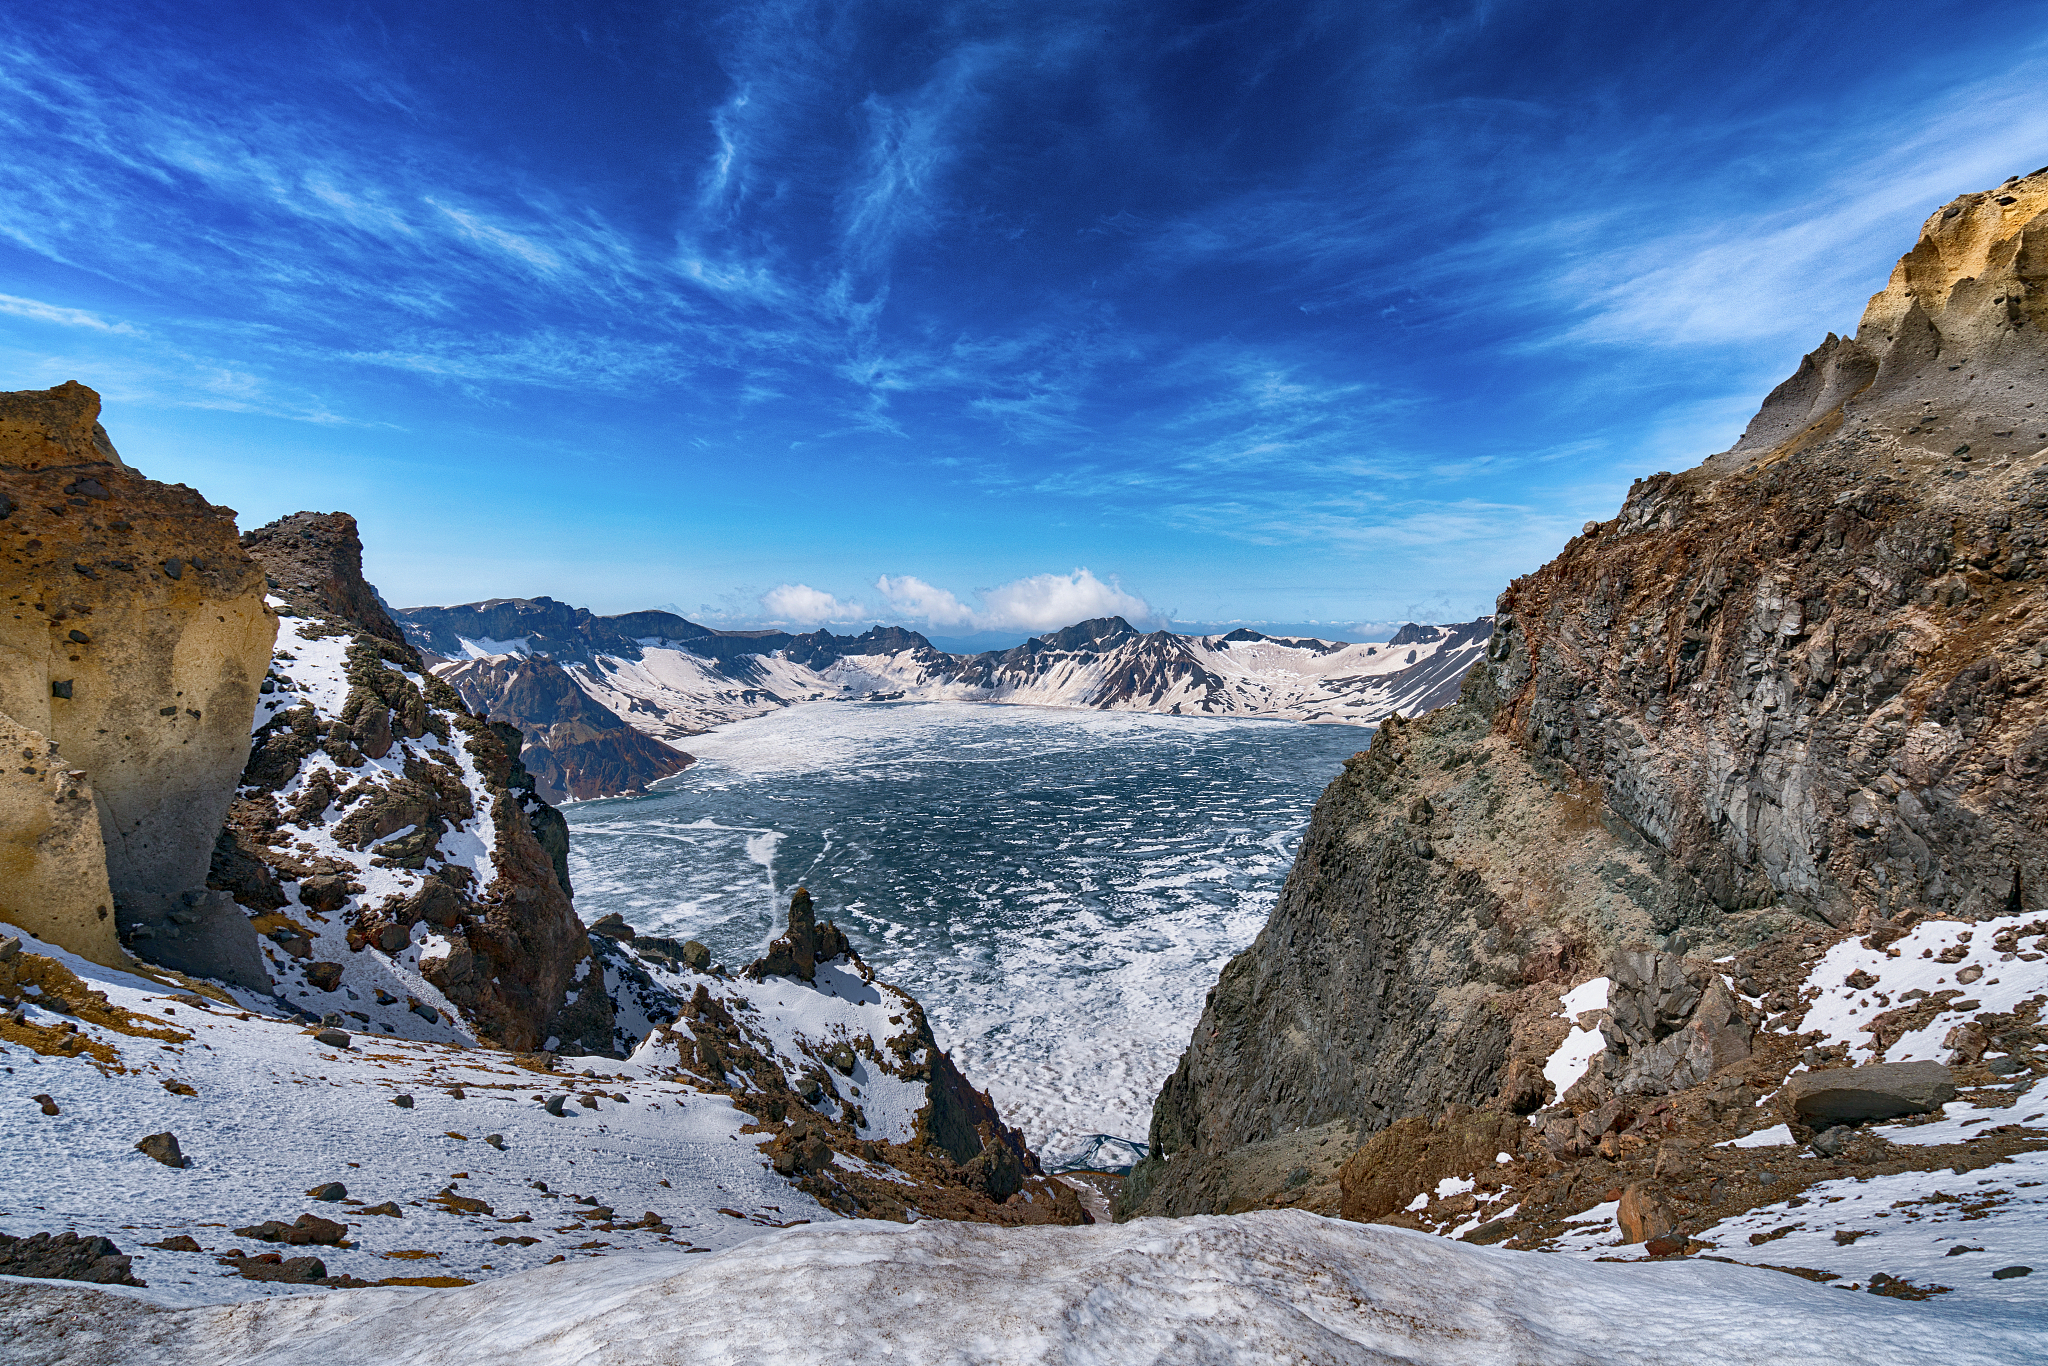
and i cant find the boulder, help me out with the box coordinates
[1617,1182,1675,1244]
[305,1182,347,1201]
[134,1132,186,1167]
[224,1252,328,1283]
[682,940,712,972]
[304,961,343,992]
[144,1234,202,1253]
[312,1027,351,1049]
[297,873,352,914]
[0,1230,143,1286]
[1599,953,1752,1096]
[1782,1061,1956,1123]
[232,1213,346,1247]
[588,913,636,942]
[770,1123,837,1177]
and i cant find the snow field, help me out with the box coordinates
[9,1210,2039,1366]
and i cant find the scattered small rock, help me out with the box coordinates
[31,1094,59,1116]
[305,1182,348,1201]
[485,1133,506,1150]
[1810,1126,1854,1158]
[1866,1272,1949,1300]
[135,1132,186,1167]
[391,1094,414,1108]
[544,1094,569,1116]
[1994,1265,2033,1279]
[360,1202,404,1218]
[144,1235,203,1253]
[313,1027,351,1049]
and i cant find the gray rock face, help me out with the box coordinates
[1783,1061,1957,1123]
[118,888,271,992]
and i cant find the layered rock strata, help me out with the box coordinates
[1121,169,2048,1221]
[0,382,274,977]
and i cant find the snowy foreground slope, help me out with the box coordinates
[0,914,1073,1299]
[6,1210,2039,1366]
[4,912,2043,1363]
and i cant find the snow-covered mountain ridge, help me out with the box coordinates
[398,599,1492,801]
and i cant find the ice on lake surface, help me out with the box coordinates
[563,701,1368,1168]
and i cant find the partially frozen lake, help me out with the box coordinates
[562,701,1366,1167]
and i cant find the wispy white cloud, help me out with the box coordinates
[0,293,142,335]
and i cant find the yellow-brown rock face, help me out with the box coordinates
[0,382,275,973]
[0,711,120,964]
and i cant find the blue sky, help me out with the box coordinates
[3,2,2045,639]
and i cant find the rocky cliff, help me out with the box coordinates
[1119,168,2048,1222]
[211,511,613,1052]
[0,382,275,979]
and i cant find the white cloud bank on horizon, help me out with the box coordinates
[756,567,1160,634]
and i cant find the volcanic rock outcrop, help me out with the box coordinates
[0,381,275,978]
[592,888,1082,1224]
[218,511,612,1052]
[1120,168,2048,1221]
